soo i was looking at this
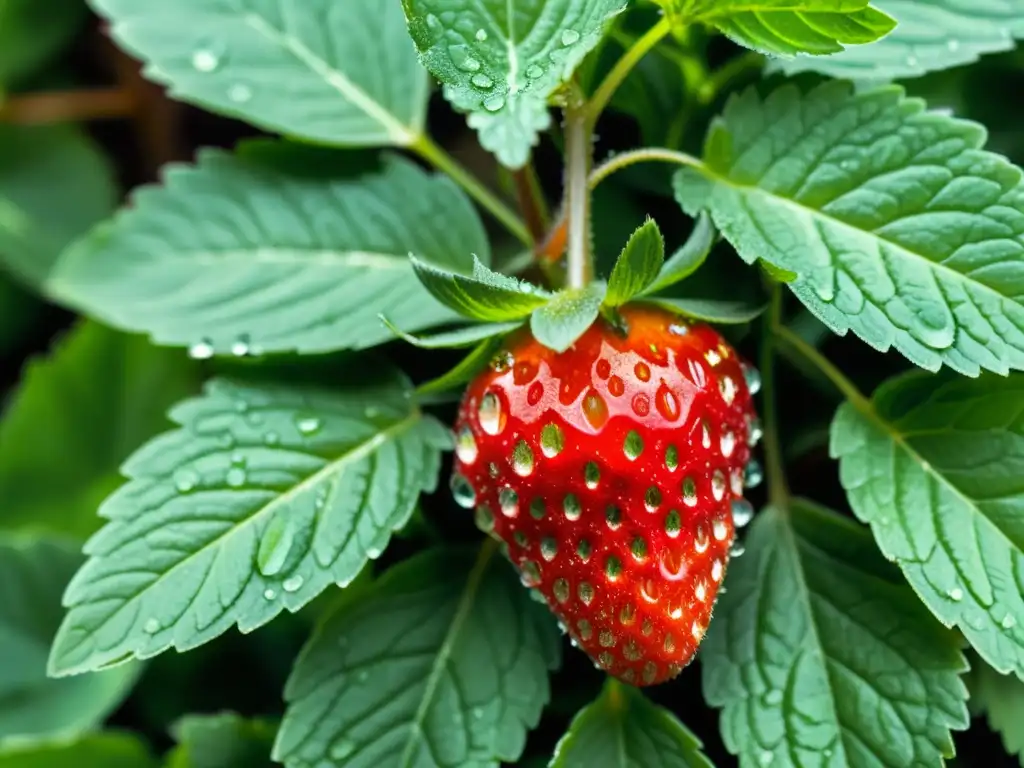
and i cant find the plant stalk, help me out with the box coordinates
[511,164,550,244]
[587,17,671,126]
[773,324,875,417]
[411,135,532,246]
[761,285,790,506]
[589,146,703,189]
[564,92,594,290]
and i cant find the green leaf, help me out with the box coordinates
[274,545,561,767]
[550,680,713,768]
[47,368,450,677]
[644,213,715,296]
[49,151,490,355]
[166,712,277,768]
[0,274,40,355]
[831,371,1024,678]
[779,0,1024,80]
[0,321,198,540]
[0,537,141,744]
[0,0,86,86]
[971,662,1024,766]
[402,0,626,168]
[91,0,428,146]
[416,336,508,397]
[702,500,968,768]
[605,219,665,308]
[381,316,524,349]
[657,0,895,57]
[0,125,117,289]
[644,296,767,324]
[530,285,605,353]
[411,256,551,323]
[675,80,1024,376]
[0,732,156,768]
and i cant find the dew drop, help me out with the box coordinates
[226,466,247,488]
[228,83,253,103]
[694,524,709,553]
[474,505,495,532]
[719,375,737,406]
[449,44,481,71]
[478,391,505,435]
[188,339,215,359]
[264,431,280,447]
[632,393,650,417]
[720,429,736,458]
[947,39,960,52]
[143,618,160,634]
[623,430,644,460]
[665,509,682,538]
[731,542,746,557]
[731,499,755,528]
[483,95,505,112]
[578,581,595,605]
[730,467,744,496]
[553,577,570,603]
[748,416,764,446]
[540,424,564,458]
[595,359,611,379]
[711,558,724,582]
[526,64,543,79]
[744,460,764,489]
[1002,614,1017,629]
[283,575,304,592]
[499,487,519,517]
[191,48,221,72]
[174,468,200,493]
[705,349,722,367]
[564,494,581,521]
[712,515,729,541]
[607,376,625,397]
[263,588,276,600]
[471,73,494,89]
[520,560,541,587]
[682,477,697,507]
[695,580,707,602]
[296,415,321,435]
[582,390,608,429]
[450,472,476,509]
[475,28,488,41]
[669,323,689,336]
[561,29,580,46]
[759,750,774,767]
[634,362,651,382]
[742,362,762,395]
[948,587,964,602]
[330,739,356,761]
[906,53,919,67]
[257,515,296,577]
[455,426,478,464]
[712,470,726,501]
[656,385,680,421]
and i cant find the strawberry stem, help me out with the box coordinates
[564,89,594,290]
[586,17,671,126]
[761,285,790,506]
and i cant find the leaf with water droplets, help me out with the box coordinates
[0,321,198,540]
[49,149,490,355]
[605,218,665,308]
[550,679,712,767]
[410,255,551,323]
[703,499,968,768]
[777,0,1024,80]
[166,712,277,768]
[273,545,561,767]
[675,80,1024,375]
[831,370,1024,678]
[655,0,894,57]
[90,0,428,146]
[48,365,450,676]
[969,660,1024,766]
[530,284,605,353]
[0,732,157,767]
[403,0,626,167]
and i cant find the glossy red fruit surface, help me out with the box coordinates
[450,305,760,686]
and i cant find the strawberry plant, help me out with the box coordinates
[2,0,1024,766]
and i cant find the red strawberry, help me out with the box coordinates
[450,305,759,686]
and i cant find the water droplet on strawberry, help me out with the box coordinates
[608,376,625,397]
[449,472,476,508]
[455,426,478,464]
[478,391,505,435]
[582,389,608,428]
[732,499,755,528]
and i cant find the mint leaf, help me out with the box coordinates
[403,0,625,168]
[49,151,489,356]
[274,546,560,767]
[0,125,117,289]
[411,256,551,323]
[91,0,427,146]
[971,662,1024,766]
[645,296,767,324]
[831,371,1024,678]
[48,368,450,676]
[0,733,156,768]
[0,0,85,86]
[643,213,715,296]
[0,321,198,540]
[530,285,605,353]
[167,713,276,768]
[382,317,524,349]
[550,680,712,767]
[779,0,1024,80]
[703,500,968,767]
[675,81,1024,376]
[605,219,664,308]
[657,0,895,57]
[0,537,140,744]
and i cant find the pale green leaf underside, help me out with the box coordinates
[831,372,1024,678]
[91,0,428,146]
[167,712,276,768]
[411,257,550,323]
[48,151,489,355]
[702,501,968,768]
[658,0,895,57]
[274,547,561,768]
[0,538,140,744]
[550,681,712,768]
[779,0,1024,80]
[972,662,1024,765]
[675,81,1024,376]
[0,124,117,289]
[403,0,624,167]
[0,733,157,768]
[48,373,449,677]
[0,321,198,541]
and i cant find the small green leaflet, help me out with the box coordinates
[643,213,715,296]
[675,81,1024,376]
[531,284,605,353]
[403,0,625,168]
[0,0,85,86]
[605,219,664,308]
[550,680,712,767]
[416,335,508,397]
[0,321,198,540]
[831,371,1024,678]
[381,317,524,349]
[91,0,428,146]
[49,151,489,356]
[411,256,551,322]
[970,662,1024,766]
[702,501,968,768]
[779,0,1024,80]
[0,732,156,768]
[644,296,767,324]
[273,546,561,767]
[0,125,117,289]
[48,368,450,676]
[166,713,277,768]
[0,537,141,744]
[655,0,895,57]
